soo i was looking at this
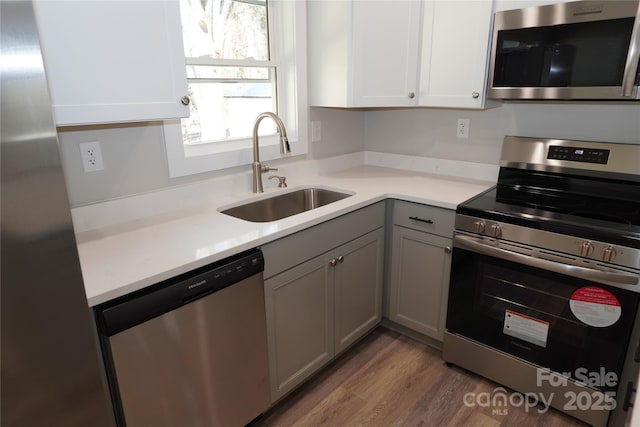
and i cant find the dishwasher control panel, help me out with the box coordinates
[96,248,264,336]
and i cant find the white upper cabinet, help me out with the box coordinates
[419,1,498,109]
[33,1,189,126]
[308,0,421,108]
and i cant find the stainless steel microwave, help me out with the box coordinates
[487,0,640,100]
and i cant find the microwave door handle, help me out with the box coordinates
[454,235,639,287]
[621,7,640,97]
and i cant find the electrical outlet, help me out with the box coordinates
[457,118,470,139]
[79,141,104,172]
[311,121,322,142]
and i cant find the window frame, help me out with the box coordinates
[163,0,307,178]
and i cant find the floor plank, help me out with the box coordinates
[256,328,588,427]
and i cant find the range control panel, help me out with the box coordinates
[455,214,640,273]
[547,146,610,164]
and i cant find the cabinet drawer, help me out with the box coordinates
[392,200,454,238]
[262,202,385,279]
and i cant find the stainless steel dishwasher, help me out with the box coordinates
[96,248,270,427]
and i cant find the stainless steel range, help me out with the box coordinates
[444,136,640,427]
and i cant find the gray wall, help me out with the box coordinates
[509,103,640,144]
[363,103,640,165]
[58,121,251,206]
[309,107,365,159]
[58,103,640,207]
[58,107,365,207]
[60,122,169,206]
[363,105,512,165]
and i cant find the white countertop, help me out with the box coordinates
[74,152,497,306]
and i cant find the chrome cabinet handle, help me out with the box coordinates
[330,256,344,267]
[444,246,452,254]
[408,92,416,99]
[471,91,480,99]
[181,95,191,105]
[409,216,433,224]
[454,234,639,287]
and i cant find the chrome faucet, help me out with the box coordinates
[252,112,291,193]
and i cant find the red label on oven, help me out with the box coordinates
[569,286,621,327]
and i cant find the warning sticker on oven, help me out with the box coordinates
[569,286,621,327]
[503,310,549,348]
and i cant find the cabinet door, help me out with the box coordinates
[351,1,421,107]
[33,0,189,125]
[334,228,384,354]
[389,226,452,340]
[418,0,496,109]
[264,253,334,402]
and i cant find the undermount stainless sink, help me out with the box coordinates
[220,187,353,222]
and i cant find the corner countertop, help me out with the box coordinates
[74,153,497,307]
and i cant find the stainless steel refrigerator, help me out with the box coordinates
[1,2,115,426]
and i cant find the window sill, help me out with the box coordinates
[163,120,296,177]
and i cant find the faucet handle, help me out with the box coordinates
[268,175,288,188]
[260,165,278,173]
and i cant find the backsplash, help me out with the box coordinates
[58,103,640,207]
[363,102,640,165]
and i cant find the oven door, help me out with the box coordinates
[447,233,640,393]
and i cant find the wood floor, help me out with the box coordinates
[256,327,588,427]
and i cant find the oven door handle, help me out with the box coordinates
[454,235,639,287]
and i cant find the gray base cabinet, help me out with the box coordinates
[263,203,385,402]
[334,230,384,354]
[388,201,454,341]
[264,254,334,402]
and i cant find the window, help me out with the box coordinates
[164,0,307,177]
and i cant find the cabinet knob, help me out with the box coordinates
[329,258,337,267]
[337,255,344,264]
[444,246,452,254]
[408,92,415,99]
[471,92,480,99]
[181,95,191,106]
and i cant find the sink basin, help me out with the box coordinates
[220,187,353,222]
